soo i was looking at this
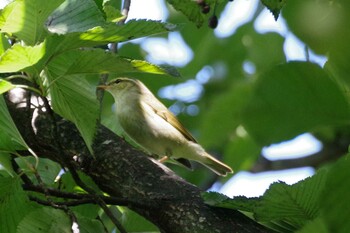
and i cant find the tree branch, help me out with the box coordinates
[7,96,269,233]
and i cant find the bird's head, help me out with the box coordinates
[98,77,141,98]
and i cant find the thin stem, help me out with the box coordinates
[5,74,31,81]
[15,84,43,96]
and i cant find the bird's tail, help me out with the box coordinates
[201,152,233,176]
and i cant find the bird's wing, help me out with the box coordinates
[154,108,197,143]
[143,95,197,143]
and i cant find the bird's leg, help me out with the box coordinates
[158,156,169,163]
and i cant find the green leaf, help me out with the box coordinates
[320,157,350,233]
[243,62,350,145]
[0,33,10,55]
[15,157,61,184]
[223,134,261,172]
[47,49,178,77]
[0,43,46,74]
[0,0,64,45]
[261,0,286,20]
[0,152,15,176]
[47,0,106,34]
[44,73,99,154]
[46,20,178,53]
[0,95,27,150]
[166,0,204,28]
[0,79,16,94]
[254,170,327,229]
[296,217,328,233]
[282,0,346,55]
[102,3,124,23]
[0,177,34,233]
[77,215,106,233]
[120,207,159,232]
[17,207,71,233]
[200,82,252,148]
[203,170,327,232]
[202,192,258,213]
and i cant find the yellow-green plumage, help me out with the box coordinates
[99,78,233,176]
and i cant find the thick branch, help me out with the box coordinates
[7,99,269,233]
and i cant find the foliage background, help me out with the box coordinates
[0,0,350,232]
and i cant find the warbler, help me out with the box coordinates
[98,78,233,176]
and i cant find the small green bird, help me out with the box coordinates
[98,78,233,176]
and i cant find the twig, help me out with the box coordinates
[11,156,33,185]
[97,0,132,124]
[69,169,128,233]
[23,183,143,207]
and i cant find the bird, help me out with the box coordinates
[98,77,233,176]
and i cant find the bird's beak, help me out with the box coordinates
[97,85,108,90]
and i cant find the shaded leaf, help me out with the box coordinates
[77,215,106,233]
[223,134,261,172]
[0,0,64,45]
[0,33,10,55]
[47,0,106,34]
[204,170,327,232]
[15,157,61,184]
[166,0,204,28]
[200,82,252,148]
[202,192,258,213]
[243,62,350,145]
[296,217,328,233]
[120,207,159,232]
[0,152,15,176]
[17,207,71,233]
[44,73,99,154]
[0,177,34,233]
[320,157,350,233]
[254,170,327,229]
[261,0,286,20]
[0,95,27,150]
[282,0,345,55]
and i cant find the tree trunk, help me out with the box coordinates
[7,96,270,233]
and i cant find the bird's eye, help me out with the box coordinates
[113,79,122,85]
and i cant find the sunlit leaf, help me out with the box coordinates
[46,49,178,77]
[46,20,178,53]
[0,43,46,73]
[0,79,15,94]
[0,0,64,45]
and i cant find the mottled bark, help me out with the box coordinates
[7,96,269,233]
